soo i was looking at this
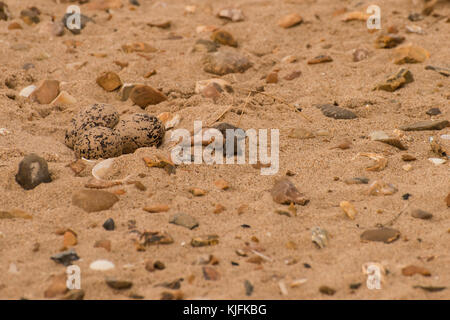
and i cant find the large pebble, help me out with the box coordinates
[15,154,52,190]
[278,13,303,28]
[271,178,309,205]
[360,228,400,243]
[203,51,252,75]
[30,80,60,104]
[72,189,119,213]
[129,84,167,108]
[169,213,199,230]
[374,68,414,92]
[317,104,357,120]
[399,120,449,131]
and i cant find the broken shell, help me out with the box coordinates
[367,180,398,196]
[356,152,388,171]
[19,85,36,98]
[311,227,329,249]
[157,112,181,130]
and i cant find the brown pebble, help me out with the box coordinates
[278,13,303,28]
[402,265,431,277]
[360,228,400,243]
[30,80,60,104]
[319,285,336,295]
[44,273,68,298]
[72,190,119,213]
[411,209,433,220]
[214,179,229,190]
[143,204,169,213]
[96,71,122,92]
[211,30,237,47]
[202,266,220,280]
[63,230,78,247]
[271,178,309,205]
[213,204,225,214]
[94,240,111,252]
[374,34,405,48]
[129,84,167,108]
[189,188,207,196]
[402,154,417,161]
[266,72,278,84]
[284,71,302,80]
[308,55,333,64]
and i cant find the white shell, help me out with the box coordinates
[89,259,115,271]
[19,85,36,98]
[92,158,115,180]
[428,158,446,165]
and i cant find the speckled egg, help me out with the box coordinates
[73,126,123,159]
[65,103,120,149]
[114,113,165,154]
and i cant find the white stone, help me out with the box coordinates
[369,131,389,141]
[89,259,115,271]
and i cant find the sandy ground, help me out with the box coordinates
[0,0,449,300]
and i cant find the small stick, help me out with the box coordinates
[382,203,410,227]
[236,92,252,127]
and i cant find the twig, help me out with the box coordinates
[236,92,252,127]
[382,202,410,227]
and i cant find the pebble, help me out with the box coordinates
[214,179,229,190]
[8,22,23,30]
[74,127,122,159]
[15,154,52,190]
[402,265,431,277]
[411,209,433,220]
[319,285,336,296]
[63,230,78,247]
[402,164,413,171]
[341,11,370,22]
[62,289,85,300]
[401,120,449,131]
[105,277,133,290]
[353,48,369,62]
[244,280,253,296]
[147,20,171,29]
[393,45,430,64]
[94,239,111,251]
[360,228,400,243]
[344,177,369,185]
[406,25,424,34]
[367,180,398,196]
[193,39,219,53]
[191,235,219,247]
[340,201,357,220]
[426,108,441,116]
[311,227,329,249]
[103,218,115,230]
[307,55,333,64]
[121,42,157,53]
[425,65,450,77]
[278,13,303,28]
[96,71,122,92]
[0,2,11,21]
[139,231,174,247]
[169,213,199,230]
[0,209,32,220]
[143,204,169,213]
[271,178,309,205]
[317,104,357,120]
[446,193,450,207]
[288,128,315,139]
[374,34,405,48]
[129,84,167,108]
[50,91,76,106]
[377,138,407,150]
[202,266,220,281]
[375,68,414,92]
[218,8,244,22]
[211,30,238,47]
[72,190,119,213]
[266,72,278,84]
[203,51,252,75]
[369,131,389,141]
[30,80,60,104]
[115,113,165,154]
[51,249,80,266]
[20,7,41,25]
[90,260,115,271]
[284,70,302,80]
[402,154,417,161]
[44,273,68,298]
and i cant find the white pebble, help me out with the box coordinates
[0,128,11,136]
[89,259,115,271]
[441,134,450,140]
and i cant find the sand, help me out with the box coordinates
[0,0,449,300]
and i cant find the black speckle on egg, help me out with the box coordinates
[114,113,165,154]
[73,127,122,159]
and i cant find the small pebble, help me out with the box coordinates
[90,259,115,271]
[103,218,115,231]
[15,154,52,190]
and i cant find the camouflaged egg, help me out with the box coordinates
[73,126,123,159]
[65,103,120,149]
[114,113,165,154]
